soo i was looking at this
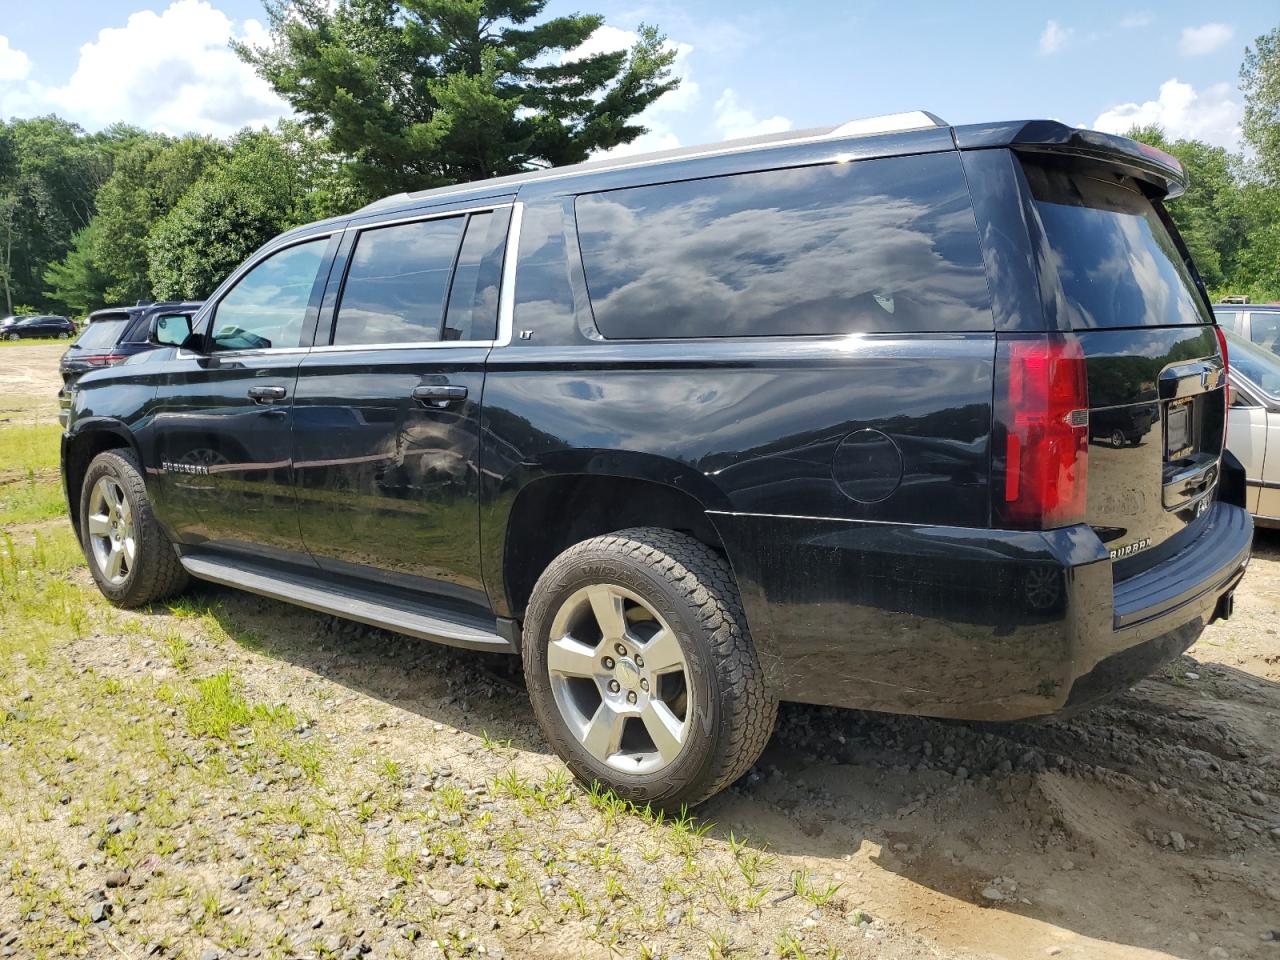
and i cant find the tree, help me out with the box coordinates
[237,0,679,198]
[146,125,356,299]
[0,116,119,310]
[1241,26,1280,183]
[90,134,228,303]
[43,219,113,315]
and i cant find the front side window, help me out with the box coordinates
[212,239,328,351]
[574,153,992,339]
[332,216,466,346]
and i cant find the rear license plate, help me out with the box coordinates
[1166,399,1193,460]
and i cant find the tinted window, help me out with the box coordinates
[512,201,577,340]
[1024,160,1209,329]
[574,153,992,339]
[73,319,129,350]
[213,239,328,351]
[333,216,465,346]
[1249,313,1280,355]
[444,208,510,341]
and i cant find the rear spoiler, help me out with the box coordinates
[952,120,1187,199]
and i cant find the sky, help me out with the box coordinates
[0,0,1275,154]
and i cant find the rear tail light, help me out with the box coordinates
[996,335,1090,529]
[1214,325,1230,445]
[84,354,127,367]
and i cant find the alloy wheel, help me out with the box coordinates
[87,476,135,585]
[546,583,693,774]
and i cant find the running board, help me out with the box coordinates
[179,554,516,653]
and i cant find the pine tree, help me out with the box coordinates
[236,0,680,198]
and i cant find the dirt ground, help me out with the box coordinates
[1,342,1278,960]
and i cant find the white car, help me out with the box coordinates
[1226,329,1280,527]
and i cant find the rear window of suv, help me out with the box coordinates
[574,152,992,339]
[73,317,130,350]
[1022,159,1210,329]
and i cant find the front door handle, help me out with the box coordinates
[248,385,287,403]
[411,384,468,406]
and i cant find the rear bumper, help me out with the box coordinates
[710,500,1252,721]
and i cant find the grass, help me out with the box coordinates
[0,409,864,960]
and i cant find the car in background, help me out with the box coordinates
[1,314,76,340]
[60,302,202,388]
[1214,303,1280,357]
[1225,328,1280,527]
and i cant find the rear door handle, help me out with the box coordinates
[247,385,287,403]
[412,384,468,406]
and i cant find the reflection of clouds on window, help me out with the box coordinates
[575,154,992,339]
[334,217,465,346]
[214,239,327,351]
[1026,162,1207,330]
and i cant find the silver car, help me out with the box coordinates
[1225,328,1280,527]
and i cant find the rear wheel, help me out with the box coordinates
[523,528,776,807]
[1110,428,1126,448]
[4,332,17,341]
[80,449,188,607]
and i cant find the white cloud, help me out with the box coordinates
[1092,78,1242,148]
[570,25,699,159]
[1,0,287,136]
[1118,13,1153,29]
[1177,22,1234,56]
[1039,20,1073,55]
[0,36,30,82]
[712,88,791,140]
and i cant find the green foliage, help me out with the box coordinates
[146,124,356,300]
[42,219,112,315]
[236,0,680,196]
[1242,26,1280,183]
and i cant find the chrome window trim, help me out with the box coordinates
[318,202,519,351]
[496,201,523,348]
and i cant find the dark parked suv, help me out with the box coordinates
[60,302,203,388]
[60,114,1253,805]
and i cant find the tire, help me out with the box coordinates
[79,448,188,607]
[1110,429,1126,448]
[58,331,70,339]
[523,527,776,807]
[4,332,17,341]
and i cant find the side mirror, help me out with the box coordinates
[151,313,193,348]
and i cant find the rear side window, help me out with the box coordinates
[574,152,991,339]
[1023,160,1209,329]
[1250,313,1280,354]
[334,216,466,346]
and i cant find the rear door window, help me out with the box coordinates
[574,152,992,339]
[1022,160,1210,329]
[332,216,466,346]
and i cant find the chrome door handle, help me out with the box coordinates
[411,384,468,406]
[247,385,287,403]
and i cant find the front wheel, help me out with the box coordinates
[523,528,776,807]
[58,331,70,339]
[79,449,188,607]
[4,332,18,341]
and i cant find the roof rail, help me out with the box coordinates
[827,111,948,139]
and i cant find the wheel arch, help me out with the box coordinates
[491,465,735,623]
[62,421,141,538]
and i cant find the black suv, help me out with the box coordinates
[61,114,1253,806]
[60,302,203,389]
[2,314,76,340]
